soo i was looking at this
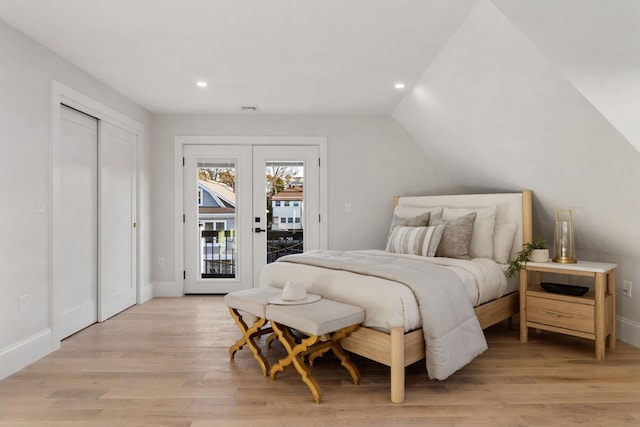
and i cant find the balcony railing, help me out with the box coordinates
[267,230,304,263]
[201,230,236,278]
[200,229,304,279]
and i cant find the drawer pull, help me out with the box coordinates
[543,309,573,318]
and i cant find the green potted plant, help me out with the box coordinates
[507,238,548,278]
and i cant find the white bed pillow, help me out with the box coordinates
[386,225,444,257]
[493,222,517,264]
[443,205,497,259]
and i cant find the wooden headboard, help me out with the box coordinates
[394,191,533,262]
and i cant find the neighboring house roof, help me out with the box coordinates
[198,180,236,208]
[272,185,303,201]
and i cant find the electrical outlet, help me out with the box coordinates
[622,281,632,298]
[19,295,28,314]
[344,202,352,214]
[158,257,165,268]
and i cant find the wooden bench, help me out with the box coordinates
[225,288,364,403]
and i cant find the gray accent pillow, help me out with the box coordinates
[385,212,431,251]
[431,212,477,259]
[386,224,444,257]
[391,212,431,228]
[443,205,497,259]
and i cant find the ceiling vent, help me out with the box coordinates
[241,105,260,112]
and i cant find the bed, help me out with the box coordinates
[259,191,533,403]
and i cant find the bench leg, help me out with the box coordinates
[270,321,323,403]
[308,334,332,364]
[270,322,362,403]
[228,307,272,377]
[266,332,278,348]
[325,325,360,385]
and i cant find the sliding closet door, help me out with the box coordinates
[55,106,98,339]
[99,121,137,321]
[53,91,140,343]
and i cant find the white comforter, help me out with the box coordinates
[260,250,508,332]
[260,250,503,380]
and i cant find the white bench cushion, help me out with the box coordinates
[224,288,281,317]
[266,299,364,336]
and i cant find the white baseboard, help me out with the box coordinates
[0,329,53,380]
[617,316,640,348]
[153,281,183,297]
[139,282,154,303]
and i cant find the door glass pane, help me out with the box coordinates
[197,160,237,279]
[265,161,304,263]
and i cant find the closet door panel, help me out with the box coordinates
[55,106,98,339]
[99,121,137,320]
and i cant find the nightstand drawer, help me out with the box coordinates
[527,295,594,334]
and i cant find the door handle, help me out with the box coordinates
[254,227,266,233]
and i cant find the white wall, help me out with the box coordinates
[150,114,461,294]
[0,20,152,378]
[393,0,640,346]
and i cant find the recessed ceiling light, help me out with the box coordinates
[241,105,260,112]
[196,81,208,88]
[394,83,406,89]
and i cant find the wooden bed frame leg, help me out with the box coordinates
[390,327,405,404]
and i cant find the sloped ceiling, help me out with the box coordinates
[492,0,640,152]
[393,0,640,259]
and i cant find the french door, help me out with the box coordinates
[183,145,320,293]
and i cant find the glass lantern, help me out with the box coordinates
[552,209,577,263]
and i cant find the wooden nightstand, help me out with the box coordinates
[519,260,617,360]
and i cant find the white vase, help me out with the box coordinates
[529,249,550,263]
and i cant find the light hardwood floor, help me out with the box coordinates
[1,296,639,427]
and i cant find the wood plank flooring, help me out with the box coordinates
[1,296,639,426]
